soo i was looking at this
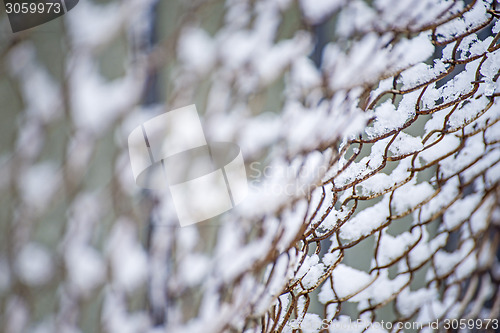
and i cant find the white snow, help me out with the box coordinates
[331,264,371,299]
[65,245,105,296]
[340,196,390,241]
[300,0,344,23]
[18,162,61,211]
[15,243,53,286]
[389,132,423,157]
[178,27,216,74]
[391,180,434,215]
[107,219,148,292]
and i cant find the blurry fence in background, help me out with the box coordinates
[1,0,500,332]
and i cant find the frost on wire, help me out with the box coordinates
[1,0,500,332]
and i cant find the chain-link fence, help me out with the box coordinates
[0,0,499,332]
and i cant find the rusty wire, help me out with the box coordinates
[1,1,500,333]
[255,2,500,332]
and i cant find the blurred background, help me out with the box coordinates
[1,0,499,332]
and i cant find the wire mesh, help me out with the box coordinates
[1,1,499,333]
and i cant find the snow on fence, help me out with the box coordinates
[1,0,499,332]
